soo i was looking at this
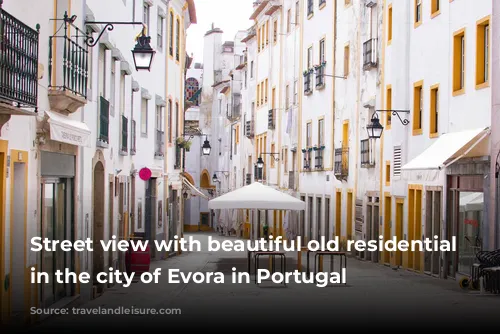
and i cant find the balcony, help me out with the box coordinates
[174,143,182,169]
[314,149,324,169]
[245,120,254,138]
[228,103,241,122]
[268,109,275,130]
[246,173,252,185]
[155,129,165,159]
[362,38,378,70]
[241,26,257,43]
[303,71,313,95]
[0,5,40,133]
[334,148,349,179]
[315,65,325,89]
[120,115,128,155]
[97,96,109,147]
[48,16,88,114]
[303,151,311,170]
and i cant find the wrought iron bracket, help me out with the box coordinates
[375,109,411,125]
[324,74,347,80]
[260,152,280,162]
[84,20,145,47]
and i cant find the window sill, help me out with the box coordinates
[412,129,423,136]
[431,10,441,19]
[141,133,148,138]
[316,83,325,90]
[475,81,490,90]
[387,39,392,46]
[452,88,465,97]
[386,124,392,130]
[319,2,326,10]
[307,13,314,20]
[414,21,422,29]
[96,139,108,148]
[385,182,390,187]
[119,150,128,156]
[345,3,352,9]
[429,132,439,138]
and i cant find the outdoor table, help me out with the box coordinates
[253,251,287,286]
[314,251,347,284]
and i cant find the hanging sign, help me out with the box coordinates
[139,167,152,181]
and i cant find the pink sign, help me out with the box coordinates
[139,168,152,181]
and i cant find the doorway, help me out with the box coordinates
[366,196,379,262]
[383,194,392,265]
[40,179,74,307]
[93,162,105,286]
[11,161,27,315]
[394,199,404,267]
[145,178,157,259]
[200,212,209,229]
[408,186,423,271]
[425,189,442,276]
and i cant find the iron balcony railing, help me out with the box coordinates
[98,96,109,143]
[315,66,325,88]
[363,38,378,70]
[174,143,181,169]
[245,120,254,138]
[288,171,296,190]
[48,13,88,98]
[315,149,324,169]
[304,71,312,94]
[246,173,252,185]
[228,103,241,121]
[155,129,165,157]
[121,115,128,152]
[0,4,40,108]
[268,109,275,130]
[130,120,137,155]
[360,139,373,167]
[303,151,311,170]
[334,147,349,178]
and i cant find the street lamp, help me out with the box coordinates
[202,138,212,156]
[366,113,384,139]
[131,28,156,71]
[366,110,410,140]
[256,157,264,169]
[212,171,229,184]
[212,173,219,183]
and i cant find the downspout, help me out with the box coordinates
[353,2,362,228]
[230,74,233,161]
[330,0,337,172]
[297,0,305,190]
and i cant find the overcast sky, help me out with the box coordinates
[186,0,255,63]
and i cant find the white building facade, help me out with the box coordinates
[0,0,196,325]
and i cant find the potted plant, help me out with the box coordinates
[176,137,192,152]
[301,148,307,153]
[320,145,326,150]
[313,145,318,151]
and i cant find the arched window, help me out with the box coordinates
[186,77,200,106]
[200,169,211,189]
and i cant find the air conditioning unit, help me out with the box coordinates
[365,0,377,8]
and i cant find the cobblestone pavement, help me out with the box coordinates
[26,233,500,331]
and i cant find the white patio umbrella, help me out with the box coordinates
[208,182,306,211]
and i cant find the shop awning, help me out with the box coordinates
[183,178,209,200]
[46,111,91,147]
[402,127,490,171]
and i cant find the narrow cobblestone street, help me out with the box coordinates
[28,233,500,331]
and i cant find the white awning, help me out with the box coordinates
[46,111,91,147]
[402,127,490,171]
[183,178,209,200]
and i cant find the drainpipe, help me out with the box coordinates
[230,73,234,161]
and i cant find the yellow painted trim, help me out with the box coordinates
[385,160,391,186]
[429,83,439,137]
[396,198,405,204]
[414,0,422,29]
[307,13,313,20]
[168,9,175,60]
[8,149,29,322]
[0,140,8,323]
[336,188,342,193]
[452,27,466,96]
[385,84,392,129]
[379,0,387,256]
[344,0,352,8]
[409,184,423,190]
[475,15,490,89]
[387,4,393,45]
[431,10,441,19]
[412,80,424,135]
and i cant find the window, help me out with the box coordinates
[360,139,370,165]
[257,26,261,52]
[157,15,164,50]
[318,118,324,146]
[273,20,278,43]
[175,102,179,140]
[415,0,422,27]
[295,1,300,25]
[155,106,164,156]
[307,46,313,69]
[265,79,268,103]
[319,38,325,63]
[167,99,173,142]
[120,73,125,114]
[141,98,148,135]
[385,161,391,186]
[476,18,490,87]
[431,0,440,16]
[130,88,136,154]
[430,84,439,136]
[344,44,350,76]
[306,122,312,147]
[169,11,174,56]
[413,81,423,135]
[345,0,351,6]
[143,2,150,29]
[176,18,180,61]
[265,21,269,45]
[386,85,392,128]
[257,83,260,107]
[307,0,314,16]
[110,60,116,113]
[452,29,465,94]
[250,61,254,78]
[388,5,393,43]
